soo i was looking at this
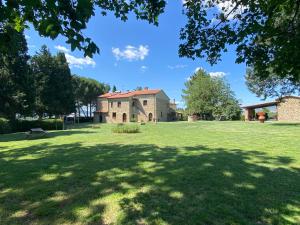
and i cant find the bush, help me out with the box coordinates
[0,118,12,134]
[10,119,63,132]
[112,124,140,133]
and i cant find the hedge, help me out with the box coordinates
[10,119,63,132]
[0,118,12,134]
[0,118,63,134]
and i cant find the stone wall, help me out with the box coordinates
[277,97,300,121]
[106,98,131,123]
[134,94,156,122]
[155,91,170,122]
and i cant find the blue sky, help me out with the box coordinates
[24,1,269,108]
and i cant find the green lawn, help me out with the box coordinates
[0,121,300,225]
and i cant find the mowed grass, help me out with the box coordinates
[0,121,300,225]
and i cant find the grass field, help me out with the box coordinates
[0,121,300,225]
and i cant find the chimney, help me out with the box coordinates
[144,87,149,90]
[174,99,176,104]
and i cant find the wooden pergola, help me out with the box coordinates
[242,101,278,121]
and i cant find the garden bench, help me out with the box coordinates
[26,128,48,139]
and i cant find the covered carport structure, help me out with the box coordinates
[242,101,278,121]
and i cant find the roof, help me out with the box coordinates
[242,95,300,109]
[242,101,278,109]
[99,89,161,99]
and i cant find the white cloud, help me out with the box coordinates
[54,45,96,69]
[140,65,148,72]
[168,64,187,69]
[25,35,30,40]
[55,45,70,53]
[182,0,246,20]
[194,67,204,73]
[65,53,96,69]
[112,45,149,61]
[28,44,36,49]
[209,72,227,78]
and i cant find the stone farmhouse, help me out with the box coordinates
[243,96,300,121]
[93,88,177,123]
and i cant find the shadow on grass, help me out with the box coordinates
[0,142,299,224]
[0,130,96,142]
[269,123,300,127]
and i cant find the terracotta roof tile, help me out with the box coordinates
[99,89,161,99]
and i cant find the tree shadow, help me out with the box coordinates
[0,130,96,142]
[0,142,299,224]
[270,123,300,127]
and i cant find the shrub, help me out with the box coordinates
[10,119,63,132]
[240,115,245,121]
[0,118,12,134]
[112,124,140,133]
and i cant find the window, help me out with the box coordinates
[161,112,163,117]
[132,114,135,118]
[112,112,116,119]
[143,100,147,106]
[110,102,113,108]
[132,101,135,107]
[118,101,121,107]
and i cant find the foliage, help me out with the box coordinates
[246,68,300,99]
[0,25,34,119]
[180,0,300,82]
[1,1,298,82]
[0,1,166,57]
[135,86,143,91]
[31,45,76,117]
[112,124,140,133]
[182,68,241,120]
[10,119,63,132]
[0,117,11,134]
[72,75,110,117]
[112,85,117,92]
[0,122,299,224]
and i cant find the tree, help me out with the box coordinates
[72,75,110,117]
[245,68,300,100]
[0,25,34,119]
[182,68,241,120]
[135,86,143,91]
[112,85,117,92]
[179,0,300,82]
[0,1,166,57]
[2,1,298,82]
[31,46,75,117]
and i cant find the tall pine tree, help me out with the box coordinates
[0,25,34,119]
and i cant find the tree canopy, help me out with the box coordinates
[72,75,110,117]
[245,68,300,99]
[0,0,165,57]
[1,1,298,81]
[0,25,34,119]
[180,0,300,82]
[31,45,76,117]
[183,68,241,120]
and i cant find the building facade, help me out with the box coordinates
[94,88,176,123]
[243,96,300,122]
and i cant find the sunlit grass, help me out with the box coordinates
[0,121,299,225]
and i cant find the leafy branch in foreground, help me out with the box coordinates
[179,0,300,82]
[0,0,166,57]
[245,68,300,100]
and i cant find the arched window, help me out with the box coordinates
[148,113,153,122]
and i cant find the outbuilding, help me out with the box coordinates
[242,96,300,122]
